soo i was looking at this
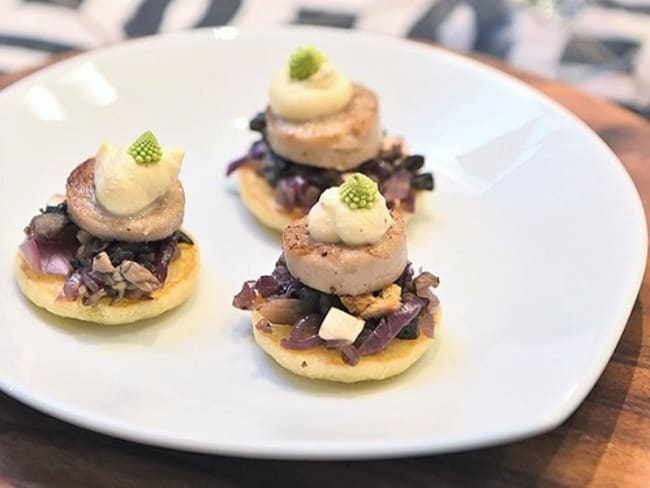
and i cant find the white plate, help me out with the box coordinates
[0,26,646,460]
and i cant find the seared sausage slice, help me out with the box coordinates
[66,158,184,242]
[266,83,381,171]
[282,212,407,296]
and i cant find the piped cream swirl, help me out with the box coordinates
[94,143,183,216]
[308,187,393,246]
[269,63,353,121]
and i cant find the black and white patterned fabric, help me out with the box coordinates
[0,0,649,117]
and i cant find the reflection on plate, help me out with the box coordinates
[0,26,645,459]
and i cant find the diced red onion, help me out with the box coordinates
[43,253,73,275]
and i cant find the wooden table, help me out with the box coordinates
[1,52,649,487]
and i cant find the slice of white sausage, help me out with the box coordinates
[265,83,381,171]
[66,159,184,242]
[282,212,407,296]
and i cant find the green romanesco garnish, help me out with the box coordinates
[289,46,326,80]
[128,131,163,164]
[339,173,378,210]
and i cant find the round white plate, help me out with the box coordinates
[0,26,646,460]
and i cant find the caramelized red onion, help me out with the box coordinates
[281,314,324,350]
[325,340,360,366]
[255,318,272,333]
[233,259,441,365]
[414,271,441,313]
[232,280,257,309]
[152,235,178,283]
[225,140,266,176]
[256,298,318,325]
[357,295,428,356]
[418,310,435,339]
[19,237,73,276]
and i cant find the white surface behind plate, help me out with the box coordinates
[0,26,645,459]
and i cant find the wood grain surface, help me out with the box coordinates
[1,51,649,488]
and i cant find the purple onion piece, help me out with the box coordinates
[43,253,73,275]
[274,178,297,209]
[358,296,428,356]
[233,280,257,310]
[419,311,435,339]
[249,140,266,159]
[18,238,41,272]
[381,169,412,203]
[360,159,393,181]
[296,184,321,208]
[272,262,295,288]
[281,313,324,350]
[19,237,74,276]
[255,275,279,298]
[414,271,440,291]
[256,298,318,324]
[226,140,266,176]
[414,271,441,313]
[255,318,272,334]
[325,340,360,366]
[152,236,177,283]
[60,271,83,301]
[79,269,101,293]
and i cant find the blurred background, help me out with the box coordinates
[0,0,648,117]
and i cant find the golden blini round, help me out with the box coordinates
[238,162,416,233]
[14,243,199,325]
[251,309,440,383]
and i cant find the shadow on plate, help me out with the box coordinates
[17,287,197,347]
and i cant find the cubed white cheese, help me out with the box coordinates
[318,307,365,343]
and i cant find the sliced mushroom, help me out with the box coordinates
[117,260,161,293]
[25,212,70,239]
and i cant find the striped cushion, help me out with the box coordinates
[0,0,648,116]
